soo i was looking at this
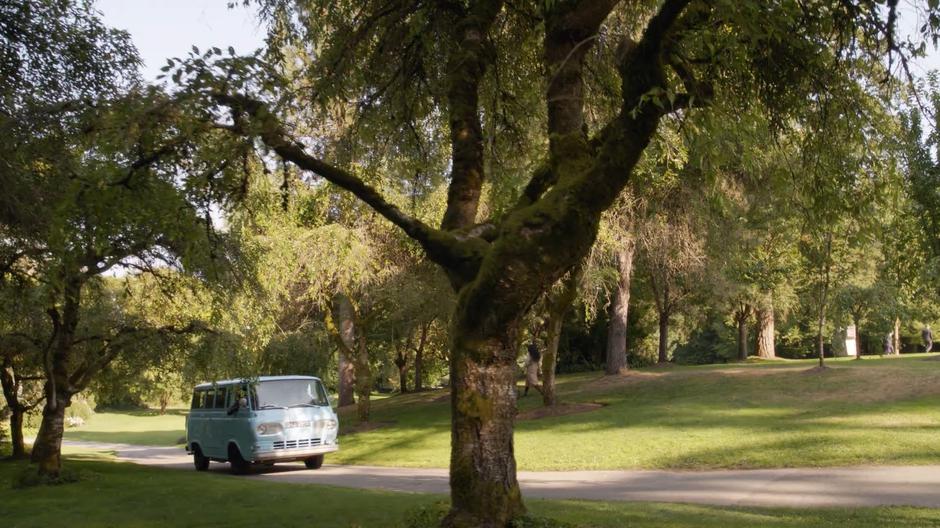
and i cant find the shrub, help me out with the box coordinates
[11,465,90,489]
[673,322,736,365]
[65,393,96,424]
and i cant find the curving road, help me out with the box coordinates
[64,441,940,508]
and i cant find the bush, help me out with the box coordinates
[401,502,576,528]
[65,394,95,425]
[673,322,736,365]
[11,465,90,489]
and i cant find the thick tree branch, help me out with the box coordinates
[212,92,487,284]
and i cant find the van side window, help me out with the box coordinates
[192,390,206,409]
[214,387,227,409]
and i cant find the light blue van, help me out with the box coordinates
[185,375,339,473]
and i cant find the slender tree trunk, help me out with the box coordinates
[9,407,26,459]
[414,346,424,391]
[337,351,355,406]
[756,302,776,359]
[354,338,371,422]
[737,313,749,361]
[1,356,28,459]
[658,308,670,364]
[398,364,408,393]
[542,317,561,407]
[893,317,901,356]
[541,267,581,407]
[331,294,357,407]
[395,349,409,393]
[31,392,70,477]
[606,242,635,374]
[816,307,826,367]
[414,321,430,392]
[852,313,862,360]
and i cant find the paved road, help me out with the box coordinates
[65,440,940,508]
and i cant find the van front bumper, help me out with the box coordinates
[252,444,339,463]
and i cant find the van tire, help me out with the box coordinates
[193,446,209,471]
[228,444,250,475]
[304,455,324,469]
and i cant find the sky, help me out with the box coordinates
[95,0,266,81]
[97,1,940,83]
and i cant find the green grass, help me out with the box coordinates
[63,408,187,446]
[331,354,940,470]
[61,354,940,471]
[3,455,940,527]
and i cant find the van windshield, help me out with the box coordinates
[253,379,330,409]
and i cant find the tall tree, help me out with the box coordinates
[182,1,926,524]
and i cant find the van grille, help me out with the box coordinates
[273,438,321,450]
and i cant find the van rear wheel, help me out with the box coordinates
[193,446,209,471]
[228,445,250,475]
[304,455,324,469]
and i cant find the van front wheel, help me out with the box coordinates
[304,455,324,469]
[228,445,250,475]
[193,446,209,471]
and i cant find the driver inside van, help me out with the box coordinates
[227,389,248,416]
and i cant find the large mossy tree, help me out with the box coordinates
[181,1,933,525]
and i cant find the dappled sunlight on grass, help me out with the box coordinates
[64,408,187,446]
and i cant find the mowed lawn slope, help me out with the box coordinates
[333,355,940,470]
[4,455,940,528]
[65,355,940,471]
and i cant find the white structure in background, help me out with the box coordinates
[845,325,858,357]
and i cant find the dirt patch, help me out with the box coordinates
[801,365,831,375]
[517,402,605,421]
[340,420,396,435]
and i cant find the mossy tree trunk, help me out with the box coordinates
[218,1,698,524]
[606,241,635,374]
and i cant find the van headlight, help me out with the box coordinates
[256,423,283,435]
[320,419,337,430]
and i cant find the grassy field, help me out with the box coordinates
[64,408,188,446]
[63,354,940,471]
[3,454,940,527]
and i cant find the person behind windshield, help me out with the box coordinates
[228,389,247,416]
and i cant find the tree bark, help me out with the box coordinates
[337,350,356,407]
[542,267,582,407]
[893,317,901,356]
[606,242,635,374]
[733,304,751,361]
[755,302,776,359]
[658,307,670,364]
[1,355,29,459]
[31,393,70,477]
[332,293,371,421]
[446,324,525,528]
[414,321,431,392]
[9,407,26,459]
[394,350,408,393]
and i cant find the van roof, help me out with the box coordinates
[194,375,321,389]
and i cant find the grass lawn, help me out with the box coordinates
[3,454,940,527]
[63,408,188,446]
[61,354,940,471]
[331,354,940,470]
